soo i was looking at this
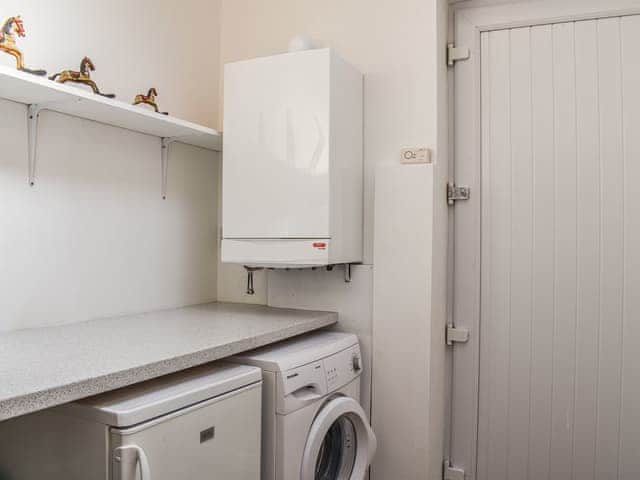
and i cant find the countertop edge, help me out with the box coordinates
[0,312,337,421]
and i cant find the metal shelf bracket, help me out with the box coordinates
[27,99,83,186]
[161,137,179,199]
[27,104,43,187]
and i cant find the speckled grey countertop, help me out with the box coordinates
[0,302,337,421]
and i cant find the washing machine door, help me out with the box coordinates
[300,396,376,480]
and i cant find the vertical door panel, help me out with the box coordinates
[620,14,640,480]
[477,28,511,480]
[506,26,533,480]
[573,18,601,480]
[462,14,640,480]
[549,21,578,480]
[595,17,625,480]
[528,24,555,480]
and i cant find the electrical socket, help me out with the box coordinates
[400,147,432,164]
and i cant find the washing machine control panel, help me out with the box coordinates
[275,341,362,414]
[323,345,362,392]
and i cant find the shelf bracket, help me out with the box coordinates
[161,137,179,199]
[27,99,83,187]
[27,104,43,187]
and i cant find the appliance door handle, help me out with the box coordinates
[290,384,324,402]
[115,445,151,480]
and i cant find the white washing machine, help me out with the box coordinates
[231,331,376,480]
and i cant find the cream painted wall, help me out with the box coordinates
[372,165,435,479]
[216,1,449,478]
[217,0,438,265]
[0,0,220,128]
[1,1,450,475]
[0,0,221,333]
[268,265,374,418]
[216,0,441,302]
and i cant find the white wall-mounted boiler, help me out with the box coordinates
[221,48,363,268]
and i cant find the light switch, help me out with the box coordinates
[400,147,432,164]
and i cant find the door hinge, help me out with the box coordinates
[443,459,465,480]
[447,43,470,67]
[447,182,470,206]
[446,324,469,346]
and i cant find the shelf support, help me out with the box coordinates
[27,99,83,187]
[161,137,179,199]
[27,104,43,187]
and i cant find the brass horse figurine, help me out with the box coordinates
[49,57,115,98]
[133,88,168,115]
[0,16,46,75]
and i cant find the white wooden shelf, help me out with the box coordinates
[0,65,222,150]
[0,65,221,194]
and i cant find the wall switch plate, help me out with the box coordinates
[400,147,432,164]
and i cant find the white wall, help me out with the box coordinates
[268,265,374,417]
[216,1,449,478]
[1,2,450,475]
[0,0,221,128]
[0,1,222,333]
[216,0,441,302]
[372,165,434,479]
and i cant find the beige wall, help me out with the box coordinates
[2,1,450,475]
[218,0,438,266]
[216,0,446,300]
[217,1,449,478]
[0,0,222,332]
[372,164,436,479]
[1,0,220,128]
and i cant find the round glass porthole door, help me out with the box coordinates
[301,397,376,480]
[315,415,358,479]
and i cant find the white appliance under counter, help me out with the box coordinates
[0,362,263,480]
[0,302,337,421]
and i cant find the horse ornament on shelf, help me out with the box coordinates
[0,16,46,75]
[49,56,116,98]
[133,88,168,115]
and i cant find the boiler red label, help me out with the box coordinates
[313,242,327,249]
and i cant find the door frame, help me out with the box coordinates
[448,1,640,478]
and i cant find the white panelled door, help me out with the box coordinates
[451,12,640,480]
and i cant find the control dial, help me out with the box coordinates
[352,355,362,372]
